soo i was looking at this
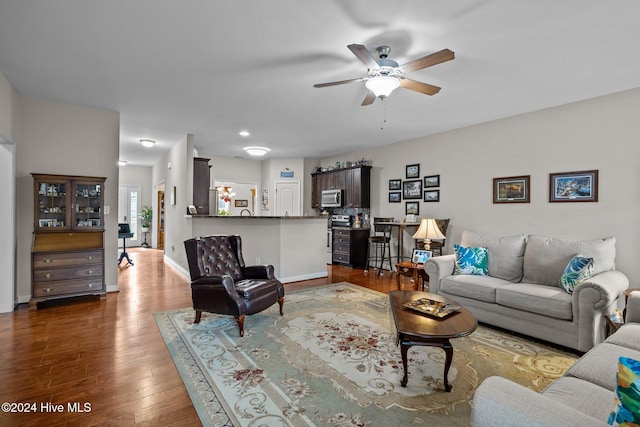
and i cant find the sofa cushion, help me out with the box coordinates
[496,283,573,320]
[606,324,640,351]
[440,274,511,303]
[559,255,594,294]
[608,357,640,426]
[542,377,614,423]
[566,343,640,391]
[461,231,526,282]
[523,235,616,287]
[453,244,489,275]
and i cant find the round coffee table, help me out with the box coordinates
[388,290,477,392]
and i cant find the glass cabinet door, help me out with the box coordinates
[36,179,70,230]
[73,181,103,229]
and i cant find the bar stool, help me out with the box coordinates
[365,217,394,276]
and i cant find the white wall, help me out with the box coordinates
[15,96,120,301]
[321,87,640,285]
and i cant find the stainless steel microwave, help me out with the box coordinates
[321,189,343,208]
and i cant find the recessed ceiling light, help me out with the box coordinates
[244,146,270,156]
[239,130,251,137]
[118,160,127,166]
[140,139,156,148]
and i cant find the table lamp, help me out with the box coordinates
[412,218,445,250]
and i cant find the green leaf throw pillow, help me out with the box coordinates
[608,356,640,426]
[559,255,593,294]
[453,244,488,276]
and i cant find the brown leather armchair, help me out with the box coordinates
[184,234,285,336]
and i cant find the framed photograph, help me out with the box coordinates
[411,248,433,264]
[406,164,420,179]
[388,192,401,203]
[38,219,51,227]
[549,170,598,202]
[424,190,440,202]
[388,179,401,190]
[406,201,419,215]
[493,175,530,204]
[403,180,422,199]
[234,199,249,207]
[188,205,198,215]
[423,175,440,188]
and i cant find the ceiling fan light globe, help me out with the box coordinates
[365,76,400,98]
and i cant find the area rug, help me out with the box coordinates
[154,283,578,426]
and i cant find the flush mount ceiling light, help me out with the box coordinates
[244,146,270,156]
[239,130,251,137]
[140,139,156,148]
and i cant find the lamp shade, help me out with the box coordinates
[365,76,400,98]
[412,218,445,241]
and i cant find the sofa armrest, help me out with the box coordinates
[572,270,629,310]
[424,254,456,293]
[471,376,608,427]
[243,264,276,280]
[626,292,640,323]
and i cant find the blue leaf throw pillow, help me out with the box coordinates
[559,255,593,294]
[453,244,488,276]
[608,357,640,426]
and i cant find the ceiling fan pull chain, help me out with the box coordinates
[381,99,387,131]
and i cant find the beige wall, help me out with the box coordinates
[322,87,640,285]
[15,96,120,302]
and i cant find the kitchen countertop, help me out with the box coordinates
[187,215,326,219]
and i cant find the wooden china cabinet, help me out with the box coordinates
[30,173,106,309]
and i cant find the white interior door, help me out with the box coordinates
[275,181,300,216]
[118,185,141,247]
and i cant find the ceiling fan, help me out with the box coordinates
[314,44,454,106]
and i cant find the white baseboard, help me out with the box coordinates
[280,271,328,283]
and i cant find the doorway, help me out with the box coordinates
[118,185,141,247]
[157,187,165,250]
[274,180,301,216]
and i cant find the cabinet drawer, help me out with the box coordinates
[333,229,351,238]
[332,253,351,264]
[33,264,103,283]
[333,234,351,244]
[33,279,103,298]
[333,242,351,254]
[33,250,103,268]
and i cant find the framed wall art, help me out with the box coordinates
[423,175,440,188]
[549,170,598,202]
[389,192,401,203]
[403,180,422,199]
[424,190,440,202]
[406,164,420,179]
[406,201,419,215]
[234,199,249,207]
[493,175,530,204]
[389,179,401,190]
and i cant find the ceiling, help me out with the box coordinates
[1,1,639,166]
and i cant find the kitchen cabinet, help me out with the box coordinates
[332,227,369,268]
[31,174,106,309]
[311,165,371,208]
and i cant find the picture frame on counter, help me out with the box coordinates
[493,175,530,204]
[406,164,420,179]
[423,175,440,188]
[411,249,433,264]
[234,199,249,207]
[389,192,401,203]
[403,180,422,199]
[406,201,419,215]
[389,179,401,190]
[549,170,598,202]
[424,190,440,202]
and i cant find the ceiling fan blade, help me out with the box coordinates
[347,44,380,70]
[399,49,455,73]
[399,78,441,95]
[314,77,364,88]
[361,91,376,106]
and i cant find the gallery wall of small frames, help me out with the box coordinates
[388,164,441,215]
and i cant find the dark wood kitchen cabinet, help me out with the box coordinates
[311,165,371,208]
[193,157,211,215]
[332,227,369,268]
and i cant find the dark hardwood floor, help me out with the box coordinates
[0,248,417,426]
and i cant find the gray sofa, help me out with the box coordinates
[424,231,629,352]
[471,292,640,426]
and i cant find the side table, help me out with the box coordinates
[396,261,428,291]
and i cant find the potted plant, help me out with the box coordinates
[140,206,152,232]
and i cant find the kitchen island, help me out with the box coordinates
[187,215,328,283]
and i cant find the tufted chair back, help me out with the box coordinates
[186,235,246,281]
